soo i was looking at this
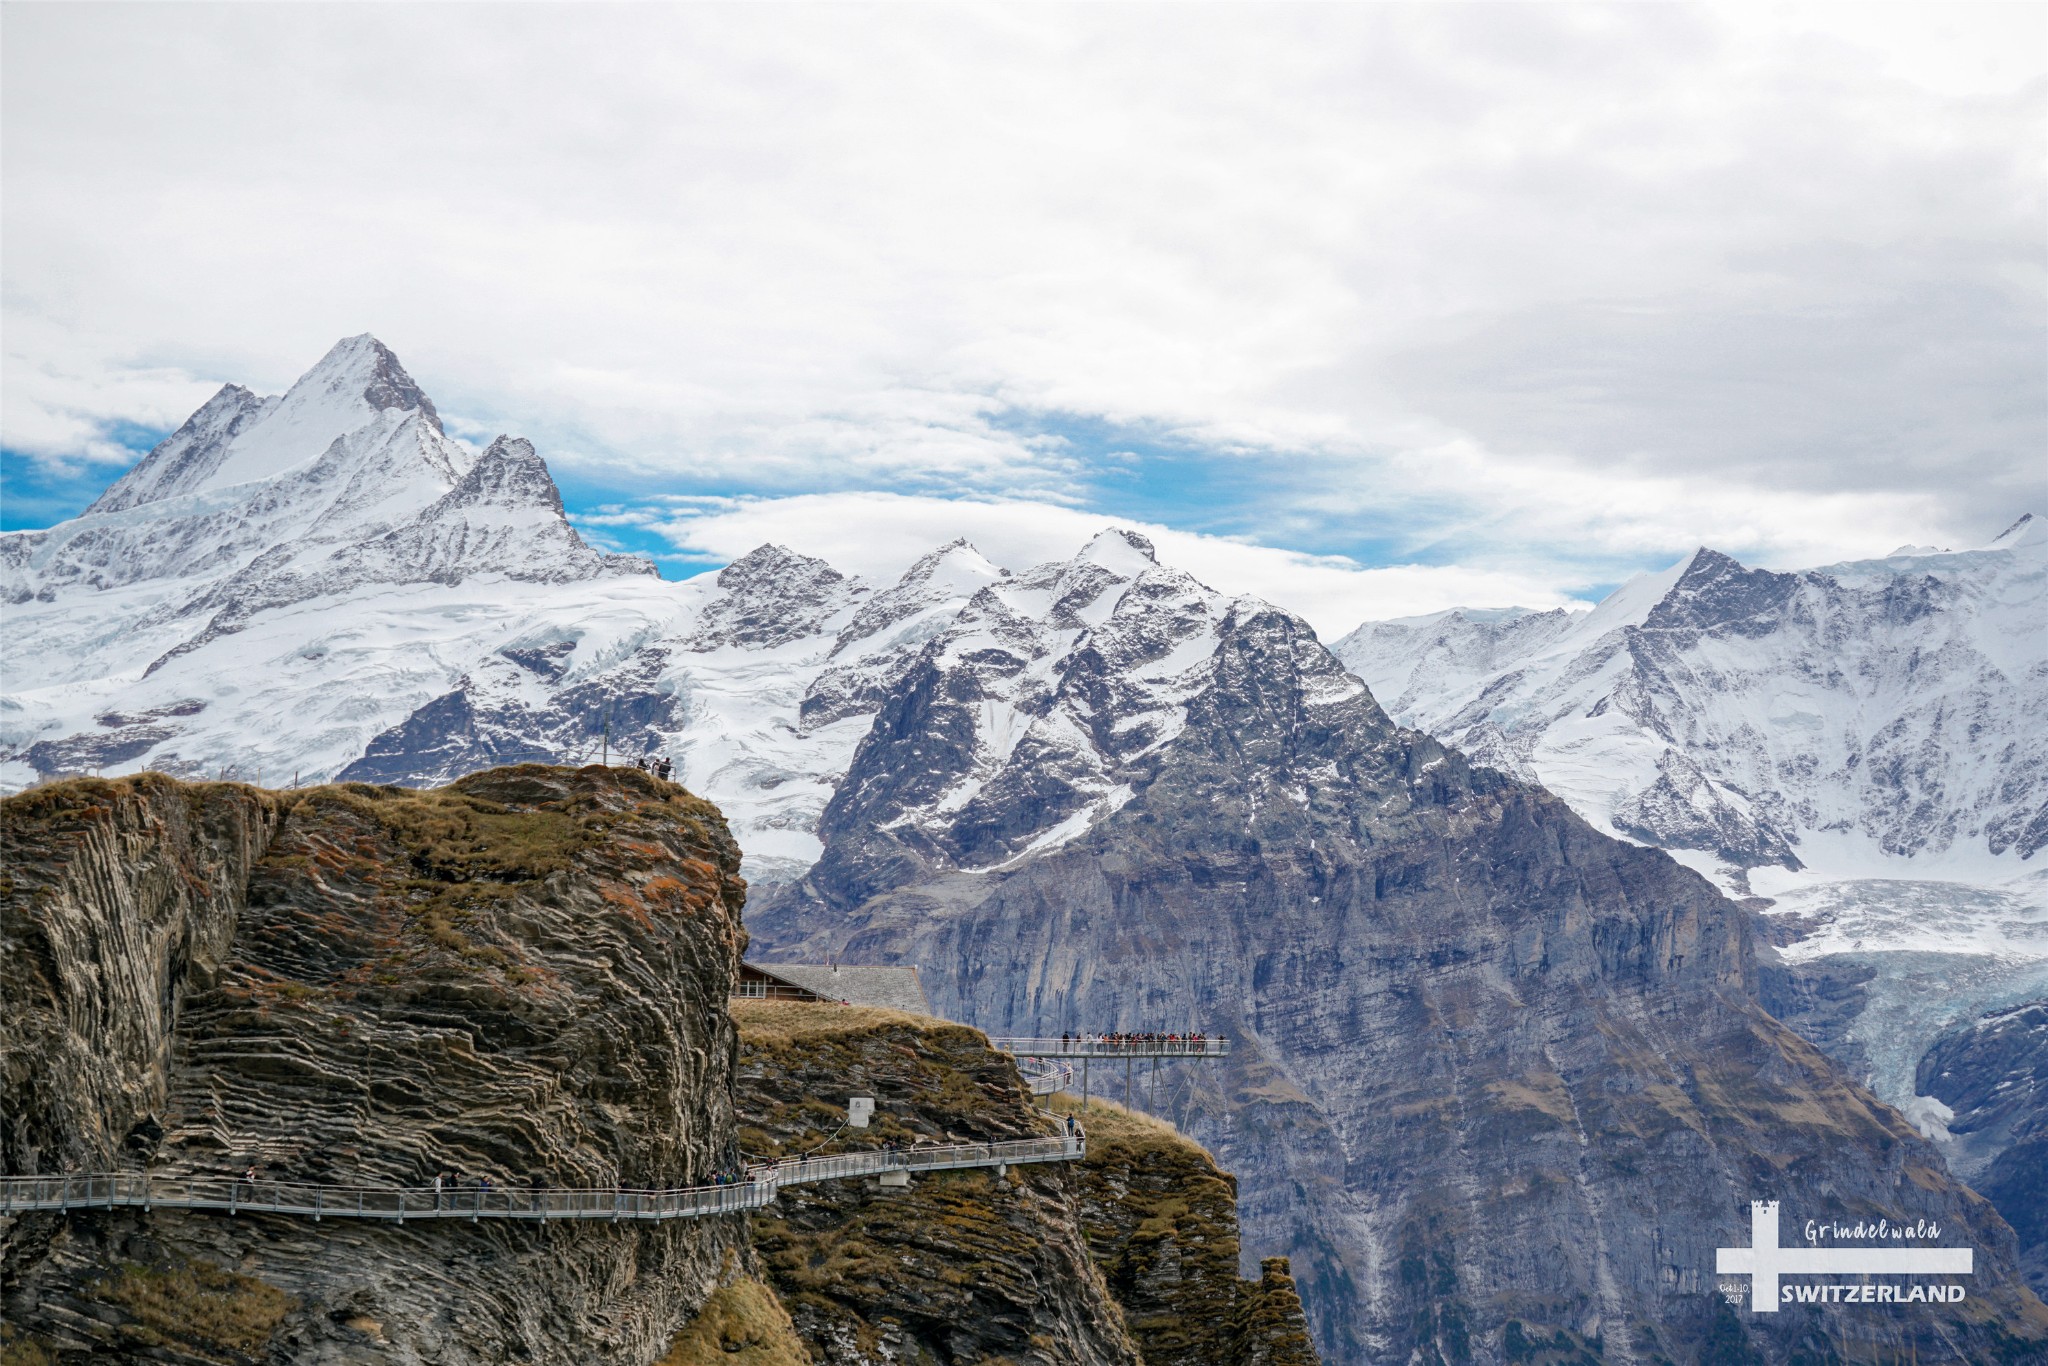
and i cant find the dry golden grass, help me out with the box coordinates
[0,1331,55,1366]
[96,1258,292,1354]
[1049,1094,1208,1158]
[658,1275,812,1366]
[730,998,963,1046]
[312,784,594,881]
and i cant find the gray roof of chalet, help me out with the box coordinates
[753,963,931,1015]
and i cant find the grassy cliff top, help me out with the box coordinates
[1051,1095,1215,1163]
[4,765,731,885]
[729,997,982,1046]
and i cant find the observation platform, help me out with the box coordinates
[991,1035,1229,1059]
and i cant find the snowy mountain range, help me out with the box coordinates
[1334,525,2047,894]
[6,337,2046,1353]
[1334,520,2048,1197]
[0,337,1264,889]
[7,339,2040,1007]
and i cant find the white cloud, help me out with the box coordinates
[1,315,219,473]
[628,490,1590,638]
[3,3,2039,580]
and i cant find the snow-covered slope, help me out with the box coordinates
[0,336,654,794]
[1337,522,2047,890]
[1,341,1264,890]
[1335,521,2048,1119]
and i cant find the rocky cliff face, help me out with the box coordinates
[1,776,280,1172]
[5,767,1302,1366]
[1917,1003,2048,1298]
[729,1000,1318,1366]
[730,999,1143,1366]
[1053,1097,1318,1366]
[752,599,2048,1363]
[2,765,752,1366]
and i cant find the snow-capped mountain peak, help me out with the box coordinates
[828,538,1006,659]
[1992,511,2040,547]
[2,337,655,786]
[1336,528,2047,891]
[1571,546,1703,640]
[1076,525,1158,572]
[87,335,453,518]
[690,544,867,651]
[83,384,273,515]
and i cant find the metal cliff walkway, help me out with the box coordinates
[991,1034,1230,1109]
[0,1136,1083,1225]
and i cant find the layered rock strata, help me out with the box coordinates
[2,766,752,1366]
[730,999,1142,1366]
[1053,1096,1319,1366]
[729,1000,1318,1366]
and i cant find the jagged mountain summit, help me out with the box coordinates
[1333,520,2047,893]
[0,337,664,794]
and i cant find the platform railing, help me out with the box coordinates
[990,1035,1229,1058]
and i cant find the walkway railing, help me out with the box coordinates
[1016,1057,1074,1095]
[770,1135,1079,1187]
[991,1036,1229,1059]
[0,1136,1083,1225]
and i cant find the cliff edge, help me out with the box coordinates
[2,766,750,1365]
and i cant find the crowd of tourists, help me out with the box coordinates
[1058,1030,1210,1054]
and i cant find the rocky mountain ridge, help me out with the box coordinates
[747,587,2048,1362]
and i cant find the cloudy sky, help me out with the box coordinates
[3,3,2042,631]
